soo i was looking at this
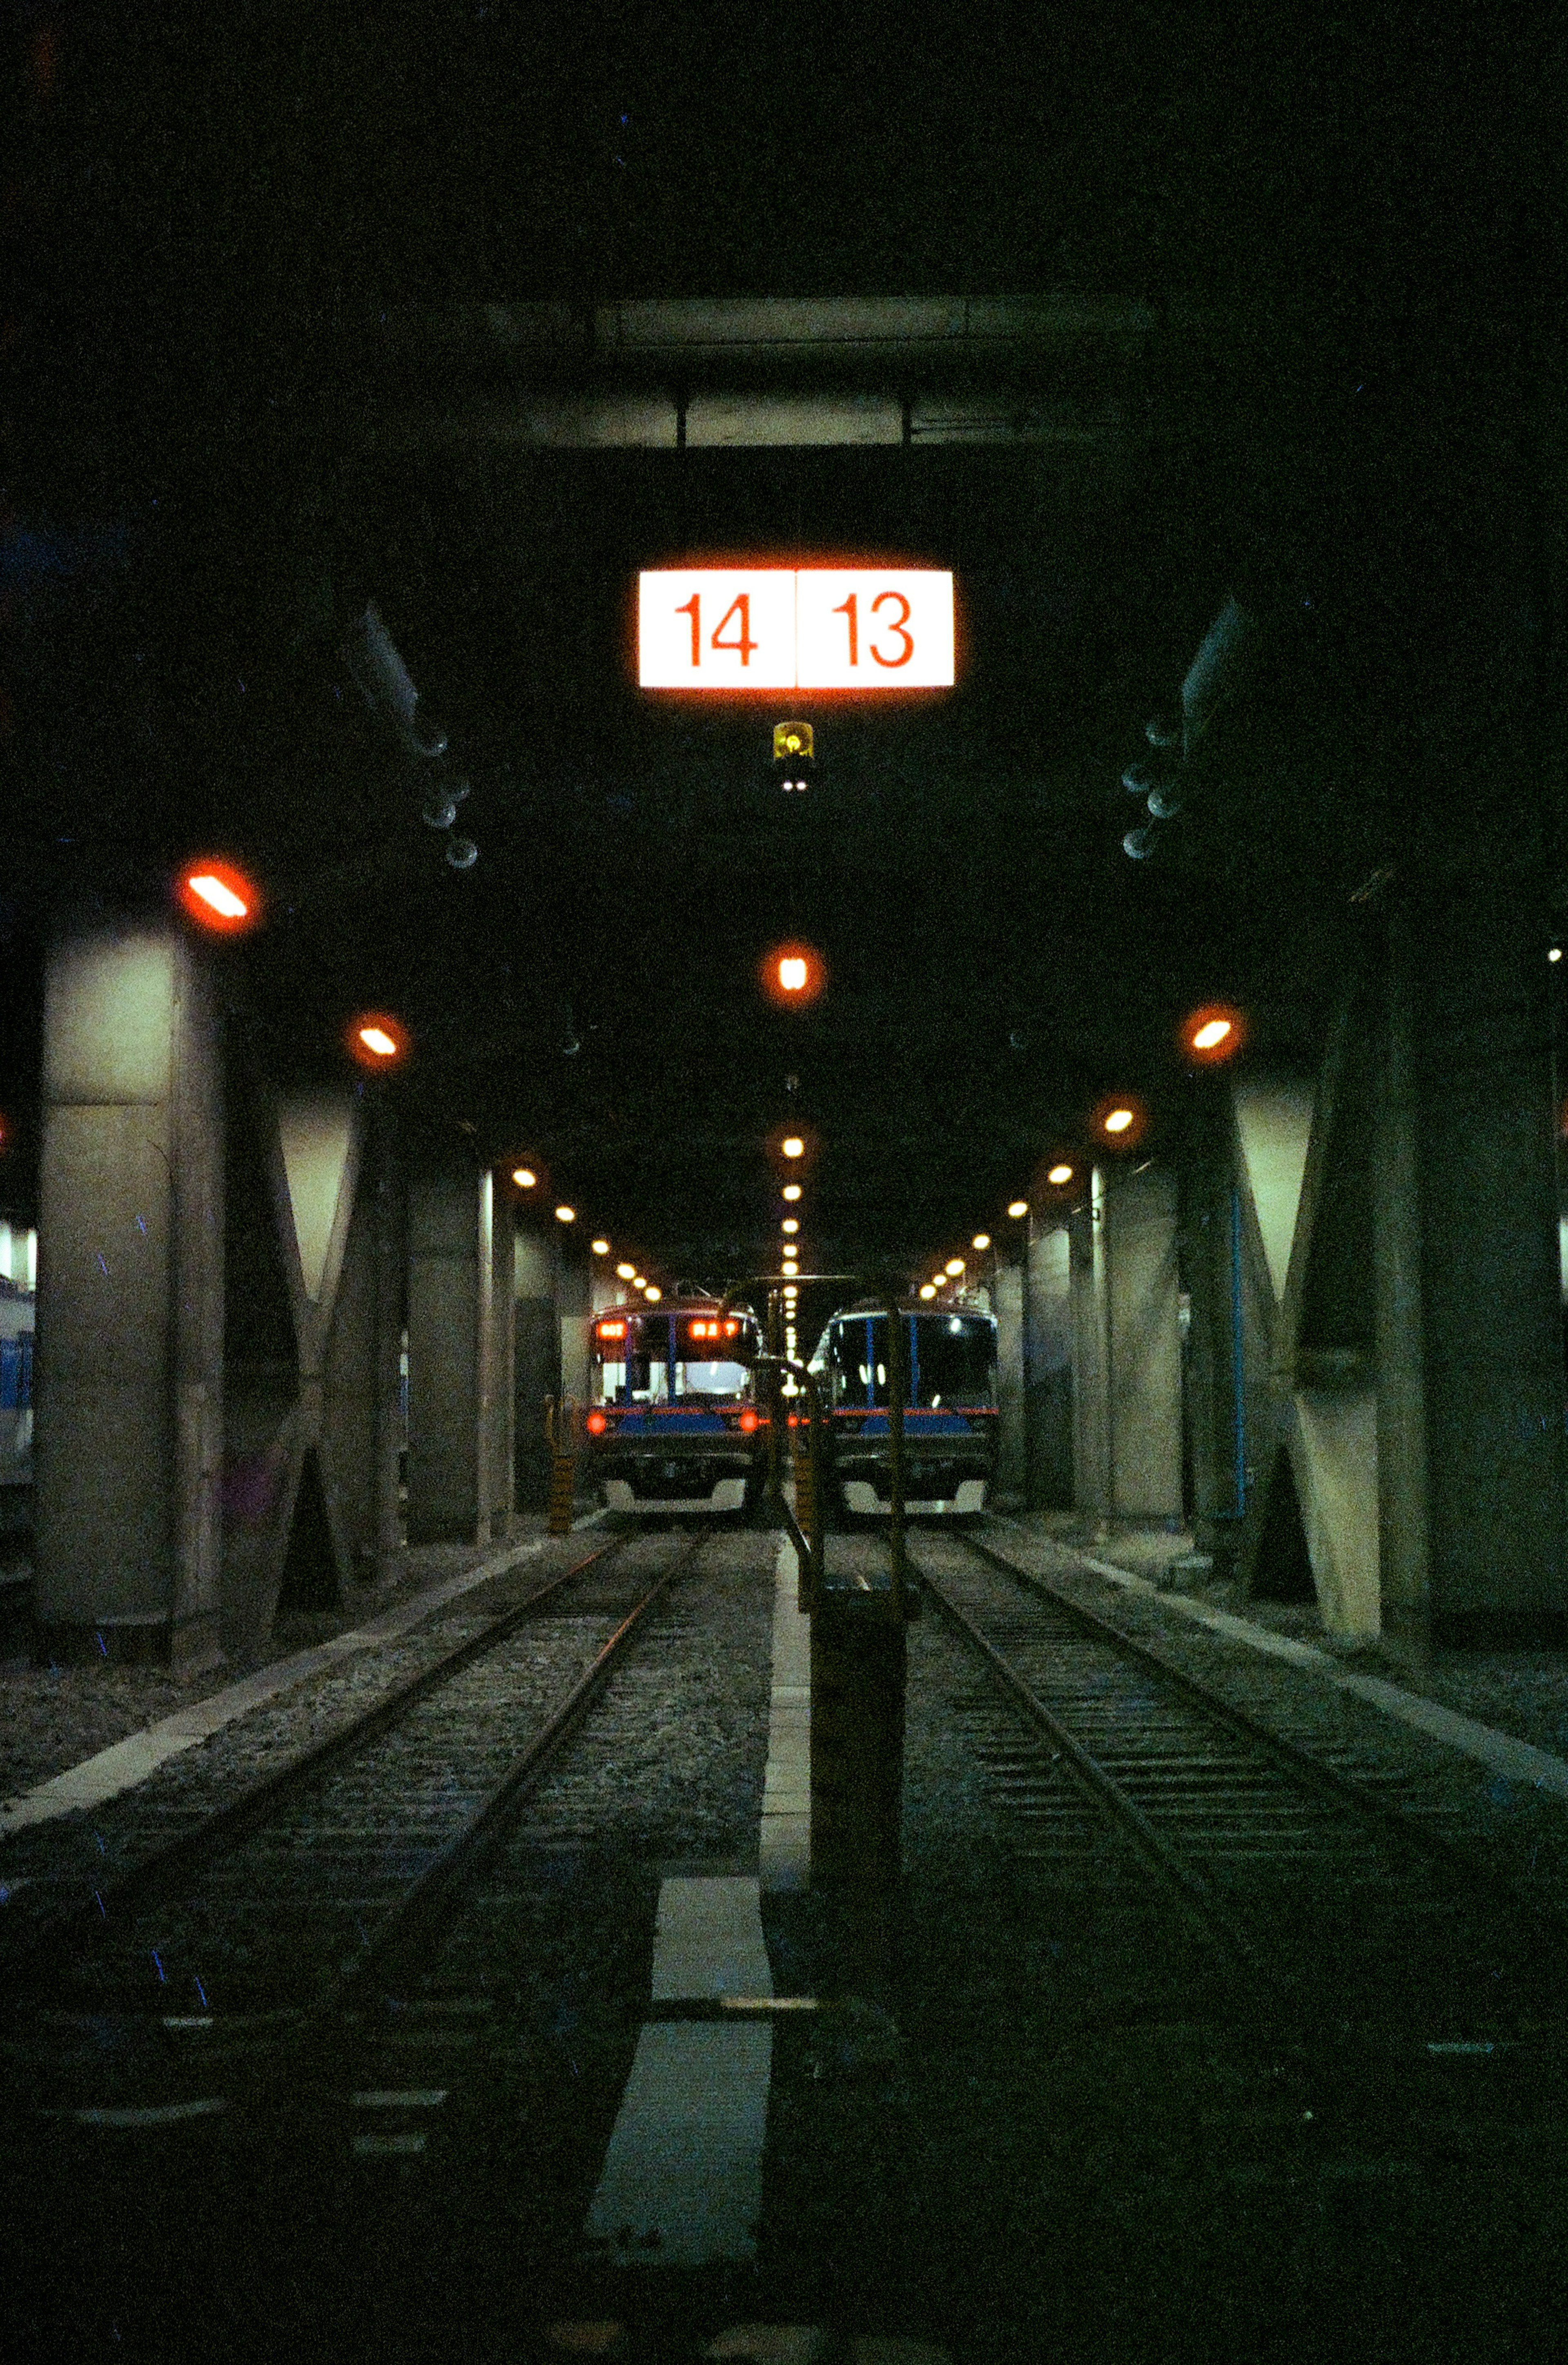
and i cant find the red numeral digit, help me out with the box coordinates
[833,591,858,665]
[675,592,701,666]
[870,589,913,667]
[711,594,757,665]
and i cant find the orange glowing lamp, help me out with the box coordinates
[178,858,261,935]
[760,941,827,1006]
[1182,1004,1247,1064]
[347,1013,408,1068]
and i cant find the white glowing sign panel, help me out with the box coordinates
[638,568,954,689]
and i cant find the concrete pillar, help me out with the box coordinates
[514,1224,561,1512]
[1376,894,1567,1649]
[1105,1165,1184,1521]
[1024,1220,1073,1508]
[991,1249,1025,1506]
[1069,1173,1111,1521]
[34,922,224,1667]
[406,1160,511,1545]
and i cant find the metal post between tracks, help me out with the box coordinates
[732,1276,912,1977]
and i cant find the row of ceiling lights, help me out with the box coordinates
[914,1006,1246,1294]
[509,1165,665,1302]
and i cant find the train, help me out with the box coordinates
[585,1295,767,1516]
[808,1301,999,1518]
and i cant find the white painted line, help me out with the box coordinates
[60,2097,227,2128]
[650,1877,773,2003]
[583,2020,772,2267]
[0,1515,604,1834]
[760,1538,812,1894]
[1042,1538,1568,1805]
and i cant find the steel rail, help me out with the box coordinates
[964,1526,1568,1940]
[2,1529,637,1977]
[330,1526,710,2004]
[913,1558,1265,1971]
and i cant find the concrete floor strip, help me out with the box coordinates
[0,1514,604,1834]
[583,2019,773,2267]
[650,1876,773,2002]
[1070,1547,1568,1803]
[760,1538,811,1895]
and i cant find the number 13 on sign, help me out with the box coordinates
[638,569,954,689]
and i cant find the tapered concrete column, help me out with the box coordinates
[34,922,224,1667]
[406,1161,512,1545]
[1376,894,1567,1649]
[221,1085,408,1649]
[1069,1173,1111,1521]
[514,1226,562,1511]
[1024,1220,1073,1508]
[1105,1165,1184,1520]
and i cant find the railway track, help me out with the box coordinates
[2,1524,712,2118]
[913,1527,1568,2027]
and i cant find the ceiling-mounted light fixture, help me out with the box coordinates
[178,858,261,934]
[446,836,478,870]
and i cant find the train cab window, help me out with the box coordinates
[915,1317,998,1409]
[675,1358,751,1397]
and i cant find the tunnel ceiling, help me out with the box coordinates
[3,6,1540,1293]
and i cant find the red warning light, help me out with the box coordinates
[177,858,260,935]
[346,1013,409,1068]
[739,1407,759,1433]
[586,1409,608,1435]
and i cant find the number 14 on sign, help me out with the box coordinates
[638,569,954,689]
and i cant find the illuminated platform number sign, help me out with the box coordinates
[638,569,954,689]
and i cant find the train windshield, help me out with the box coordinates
[592,1311,755,1405]
[822,1313,996,1409]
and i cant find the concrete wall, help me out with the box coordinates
[514,1225,561,1511]
[407,1166,483,1543]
